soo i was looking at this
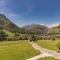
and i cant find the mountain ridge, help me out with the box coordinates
[0,14,21,33]
[0,14,60,35]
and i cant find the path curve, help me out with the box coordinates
[26,42,60,60]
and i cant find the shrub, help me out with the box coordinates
[0,30,8,41]
[29,35,37,41]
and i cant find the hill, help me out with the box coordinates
[0,13,60,36]
[48,24,60,35]
[0,14,21,33]
[21,24,48,34]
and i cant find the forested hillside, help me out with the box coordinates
[21,24,48,34]
[0,14,21,33]
[0,14,48,35]
[0,14,60,41]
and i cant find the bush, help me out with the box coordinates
[52,38,55,40]
[0,30,8,41]
[13,33,20,40]
[29,35,37,41]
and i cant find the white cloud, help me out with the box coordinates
[47,23,60,28]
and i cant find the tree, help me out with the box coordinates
[29,35,37,41]
[14,33,20,40]
[0,30,8,41]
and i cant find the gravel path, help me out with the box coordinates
[26,42,60,60]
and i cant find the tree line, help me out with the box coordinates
[0,29,60,41]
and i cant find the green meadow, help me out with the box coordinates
[37,40,60,51]
[0,41,39,60]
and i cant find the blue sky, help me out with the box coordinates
[0,0,60,27]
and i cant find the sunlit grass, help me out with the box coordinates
[0,40,39,60]
[37,40,60,51]
[3,29,14,37]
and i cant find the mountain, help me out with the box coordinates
[1,13,60,35]
[0,14,48,35]
[0,14,21,33]
[21,24,48,34]
[48,24,60,35]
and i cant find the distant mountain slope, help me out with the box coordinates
[48,24,60,34]
[0,14,21,33]
[21,24,48,34]
[1,14,60,35]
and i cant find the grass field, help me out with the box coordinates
[3,29,14,37]
[38,57,57,60]
[37,40,60,51]
[0,41,39,60]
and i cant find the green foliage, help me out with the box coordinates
[28,35,37,41]
[3,29,14,37]
[0,30,8,41]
